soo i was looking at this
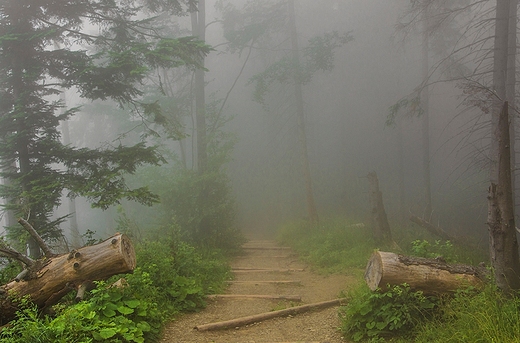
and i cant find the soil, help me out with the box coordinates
[160,235,358,343]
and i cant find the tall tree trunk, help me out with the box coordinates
[288,0,318,225]
[487,102,520,294]
[491,0,510,183]
[507,0,518,218]
[191,0,207,174]
[421,3,432,218]
[10,19,40,258]
[60,97,81,249]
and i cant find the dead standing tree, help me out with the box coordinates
[0,219,136,324]
[487,101,520,294]
[367,172,398,249]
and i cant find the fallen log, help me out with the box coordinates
[207,294,302,301]
[195,298,345,331]
[242,246,292,250]
[1,233,136,324]
[232,268,304,273]
[226,280,301,285]
[364,251,486,294]
[409,215,464,244]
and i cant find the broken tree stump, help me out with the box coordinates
[195,298,345,331]
[364,251,486,294]
[1,233,136,324]
[367,172,399,249]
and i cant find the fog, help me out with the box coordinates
[52,0,497,244]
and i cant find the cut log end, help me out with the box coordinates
[118,234,137,271]
[365,251,485,294]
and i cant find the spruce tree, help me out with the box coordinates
[0,0,209,256]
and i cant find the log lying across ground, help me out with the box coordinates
[195,298,345,331]
[364,251,487,294]
[1,233,136,324]
[226,280,302,285]
[207,294,302,301]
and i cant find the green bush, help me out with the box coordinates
[340,284,438,342]
[0,238,230,343]
[405,286,520,343]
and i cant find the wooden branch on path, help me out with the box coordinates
[227,280,301,285]
[194,298,345,331]
[207,294,302,301]
[232,268,304,273]
[242,246,292,250]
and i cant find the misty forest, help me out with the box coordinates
[1,0,520,342]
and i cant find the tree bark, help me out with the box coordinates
[409,215,463,245]
[195,298,345,331]
[367,172,395,248]
[421,2,432,218]
[491,0,511,183]
[288,0,319,225]
[487,102,520,293]
[364,251,486,295]
[191,0,207,174]
[207,294,302,301]
[0,233,136,324]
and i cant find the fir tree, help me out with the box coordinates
[0,0,209,256]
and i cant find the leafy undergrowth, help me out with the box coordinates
[340,283,438,342]
[0,239,231,343]
[276,217,519,342]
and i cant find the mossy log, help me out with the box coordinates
[1,233,136,324]
[364,251,486,294]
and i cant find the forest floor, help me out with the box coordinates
[160,234,357,343]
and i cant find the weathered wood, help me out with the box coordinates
[226,280,301,285]
[487,101,520,293]
[409,215,458,242]
[242,246,292,250]
[195,299,345,331]
[232,268,304,273]
[207,294,302,301]
[18,218,54,258]
[367,172,399,249]
[1,233,136,324]
[364,251,486,294]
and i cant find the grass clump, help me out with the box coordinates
[277,218,375,273]
[403,286,520,343]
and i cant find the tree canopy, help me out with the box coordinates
[0,0,210,252]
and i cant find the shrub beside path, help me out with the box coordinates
[160,236,356,342]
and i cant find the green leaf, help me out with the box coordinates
[98,328,117,339]
[102,308,116,318]
[124,299,141,308]
[117,305,135,315]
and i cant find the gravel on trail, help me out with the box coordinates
[160,238,357,343]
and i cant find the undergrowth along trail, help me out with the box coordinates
[160,237,357,342]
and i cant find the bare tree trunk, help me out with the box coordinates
[490,0,511,183]
[421,3,432,218]
[367,172,396,248]
[507,0,518,218]
[59,93,81,249]
[288,0,318,225]
[487,102,520,294]
[191,0,207,174]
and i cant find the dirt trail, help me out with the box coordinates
[160,238,355,343]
